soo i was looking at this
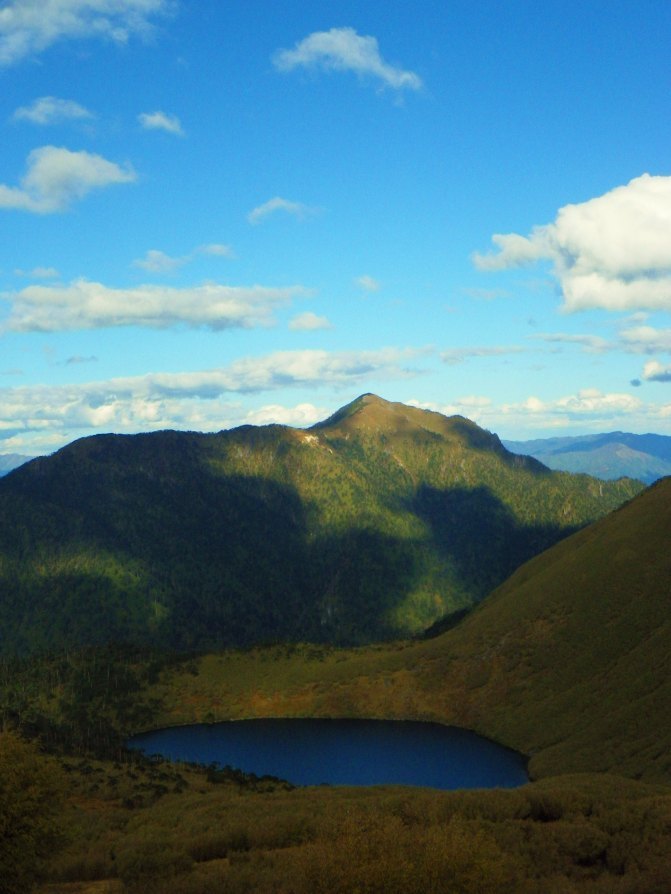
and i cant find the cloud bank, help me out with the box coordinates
[474,174,671,313]
[0,347,425,449]
[273,26,422,92]
[2,279,308,331]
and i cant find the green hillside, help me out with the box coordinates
[0,394,642,655]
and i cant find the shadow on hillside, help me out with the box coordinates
[0,458,427,652]
[409,484,578,602]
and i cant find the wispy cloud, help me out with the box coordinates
[474,174,671,313]
[132,243,235,273]
[440,346,524,365]
[12,95,94,125]
[530,333,614,353]
[2,279,308,332]
[13,266,60,279]
[273,27,422,92]
[0,146,136,214]
[138,110,184,136]
[288,312,334,331]
[247,196,319,225]
[355,275,380,292]
[0,0,173,67]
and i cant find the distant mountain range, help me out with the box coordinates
[0,454,34,476]
[504,431,671,484]
[0,394,642,656]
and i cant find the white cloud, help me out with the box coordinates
[247,196,319,225]
[288,311,334,331]
[501,389,644,423]
[138,110,184,136]
[0,145,136,213]
[440,346,524,365]
[244,402,327,427]
[355,275,380,292]
[0,0,173,67]
[0,348,426,449]
[2,279,308,332]
[132,249,188,273]
[474,174,671,313]
[13,95,94,125]
[273,26,422,92]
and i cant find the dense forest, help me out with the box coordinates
[0,395,642,655]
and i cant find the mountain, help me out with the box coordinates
[0,454,35,476]
[503,431,671,483]
[0,394,643,656]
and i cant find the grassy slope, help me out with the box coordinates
[148,477,671,784]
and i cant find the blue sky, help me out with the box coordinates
[1,0,671,455]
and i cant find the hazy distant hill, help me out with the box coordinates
[0,454,34,476]
[0,394,642,655]
[503,431,671,483]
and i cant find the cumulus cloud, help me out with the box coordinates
[0,347,425,449]
[138,110,184,136]
[473,174,671,313]
[247,196,319,225]
[0,145,136,213]
[2,279,308,332]
[13,95,94,125]
[642,361,671,383]
[0,0,173,67]
[288,311,334,331]
[500,389,644,425]
[273,26,422,92]
[620,325,671,355]
[440,346,524,365]
[355,275,380,292]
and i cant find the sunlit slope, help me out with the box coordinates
[0,394,641,655]
[411,475,671,780]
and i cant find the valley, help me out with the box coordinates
[1,396,669,893]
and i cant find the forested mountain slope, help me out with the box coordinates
[0,394,642,655]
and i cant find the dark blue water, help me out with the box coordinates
[128,719,528,790]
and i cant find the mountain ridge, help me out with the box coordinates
[0,394,643,656]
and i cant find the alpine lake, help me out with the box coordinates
[128,718,528,790]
